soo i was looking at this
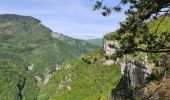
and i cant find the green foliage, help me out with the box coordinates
[147,68,166,82]
[94,0,170,55]
[0,14,98,99]
[104,15,170,57]
[38,50,121,100]
[82,54,99,64]
[148,53,161,63]
[104,32,116,40]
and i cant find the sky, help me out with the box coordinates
[0,0,127,40]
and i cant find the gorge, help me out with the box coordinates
[0,13,170,100]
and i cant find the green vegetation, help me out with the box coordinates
[0,14,98,99]
[104,32,116,40]
[94,0,170,55]
[0,5,170,99]
[86,38,103,47]
[105,15,170,41]
[147,67,165,82]
[38,50,121,100]
[104,15,170,99]
[104,15,170,56]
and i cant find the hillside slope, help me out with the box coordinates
[0,14,98,99]
[38,50,121,100]
[86,38,103,47]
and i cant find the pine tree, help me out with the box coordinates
[93,0,170,57]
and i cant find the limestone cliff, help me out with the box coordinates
[103,39,119,56]
[103,37,168,99]
[103,39,153,87]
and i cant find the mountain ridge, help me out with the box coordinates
[0,14,99,99]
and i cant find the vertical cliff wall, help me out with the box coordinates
[103,38,154,88]
[103,37,168,99]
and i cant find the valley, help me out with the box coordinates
[0,14,99,99]
[0,5,170,100]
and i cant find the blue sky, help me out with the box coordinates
[0,0,127,39]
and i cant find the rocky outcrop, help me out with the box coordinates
[103,39,153,88]
[58,64,72,91]
[55,64,62,70]
[103,39,119,57]
[25,64,34,71]
[35,74,50,86]
[103,38,169,99]
[51,32,65,39]
[103,39,120,65]
[119,55,153,88]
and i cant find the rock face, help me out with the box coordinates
[103,39,120,65]
[26,64,34,71]
[103,39,119,56]
[55,64,61,70]
[119,54,154,88]
[103,38,169,99]
[51,32,65,40]
[35,74,50,86]
[103,39,153,88]
[121,55,153,87]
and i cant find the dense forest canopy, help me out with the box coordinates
[93,0,170,57]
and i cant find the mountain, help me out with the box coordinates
[0,14,99,100]
[38,50,121,100]
[1,14,170,100]
[86,38,103,47]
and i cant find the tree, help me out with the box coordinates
[93,0,170,57]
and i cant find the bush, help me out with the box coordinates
[147,68,165,82]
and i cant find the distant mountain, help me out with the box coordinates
[0,14,99,99]
[86,38,103,47]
